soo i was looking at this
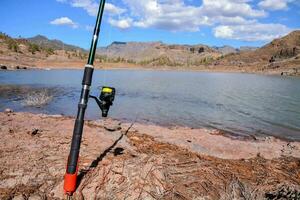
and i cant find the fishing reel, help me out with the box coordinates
[89,86,115,117]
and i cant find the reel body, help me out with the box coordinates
[90,86,116,117]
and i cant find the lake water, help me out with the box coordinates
[0,69,300,141]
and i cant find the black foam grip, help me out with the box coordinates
[82,67,94,86]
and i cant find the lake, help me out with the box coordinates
[0,69,300,141]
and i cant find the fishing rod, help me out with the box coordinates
[64,0,115,196]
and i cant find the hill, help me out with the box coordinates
[216,30,300,75]
[97,41,221,66]
[0,32,89,69]
[27,35,85,52]
[0,31,299,75]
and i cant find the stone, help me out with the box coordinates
[104,121,122,132]
[12,195,25,200]
[28,194,42,200]
[0,65,7,70]
[28,128,42,136]
[4,108,13,113]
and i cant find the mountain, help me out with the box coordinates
[218,31,300,65]
[97,41,221,66]
[213,45,238,54]
[1,31,299,75]
[97,41,261,66]
[214,30,300,75]
[0,32,90,69]
[27,35,85,52]
[239,46,258,52]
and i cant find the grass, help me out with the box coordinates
[23,89,53,107]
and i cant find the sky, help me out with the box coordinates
[0,0,299,49]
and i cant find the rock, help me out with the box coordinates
[104,120,122,132]
[22,66,27,70]
[28,194,42,200]
[0,65,7,70]
[0,178,17,188]
[4,108,13,113]
[12,195,25,200]
[29,128,42,136]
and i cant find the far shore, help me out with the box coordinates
[0,60,290,76]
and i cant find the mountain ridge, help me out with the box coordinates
[27,35,85,52]
[0,31,299,75]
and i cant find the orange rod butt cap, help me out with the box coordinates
[64,173,77,195]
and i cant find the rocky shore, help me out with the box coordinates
[0,112,299,199]
[0,64,28,70]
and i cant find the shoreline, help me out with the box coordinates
[0,112,299,199]
[1,59,297,76]
[1,111,299,160]
[1,65,294,79]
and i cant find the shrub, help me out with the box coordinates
[45,48,54,55]
[28,43,40,54]
[7,39,19,52]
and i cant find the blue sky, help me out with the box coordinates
[0,0,299,49]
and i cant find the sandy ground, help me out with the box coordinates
[0,112,299,200]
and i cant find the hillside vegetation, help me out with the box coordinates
[0,31,300,75]
[97,41,222,66]
[216,31,300,75]
[27,35,85,52]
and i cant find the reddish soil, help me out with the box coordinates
[0,112,299,200]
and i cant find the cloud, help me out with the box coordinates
[258,0,290,10]
[56,0,295,42]
[105,3,126,15]
[85,25,94,31]
[50,17,78,28]
[56,0,125,16]
[112,0,267,31]
[213,22,292,41]
[201,0,266,18]
[108,18,132,29]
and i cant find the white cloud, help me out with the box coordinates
[214,23,292,41]
[105,3,126,15]
[108,18,132,29]
[214,26,234,38]
[56,0,125,16]
[85,25,94,31]
[201,0,266,18]
[258,0,290,10]
[50,17,78,28]
[56,0,295,43]
[114,0,267,31]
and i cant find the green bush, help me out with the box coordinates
[7,39,19,52]
[0,32,9,40]
[45,48,54,55]
[28,43,40,54]
[139,56,183,67]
